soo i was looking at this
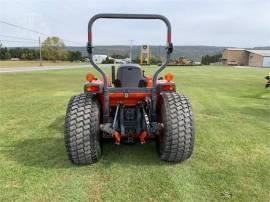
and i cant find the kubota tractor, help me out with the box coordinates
[64,14,195,165]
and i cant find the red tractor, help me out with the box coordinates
[64,14,195,165]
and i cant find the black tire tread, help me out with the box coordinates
[159,92,195,162]
[64,93,101,165]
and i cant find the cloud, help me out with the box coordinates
[0,0,269,47]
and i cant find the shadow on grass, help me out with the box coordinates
[5,138,167,169]
[3,137,72,169]
[241,90,270,100]
[3,115,169,169]
[237,106,270,122]
[100,141,168,167]
[48,114,65,133]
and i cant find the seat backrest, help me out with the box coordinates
[116,65,143,87]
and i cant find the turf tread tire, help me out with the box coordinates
[64,93,101,165]
[158,92,195,162]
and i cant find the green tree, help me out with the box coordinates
[0,47,11,60]
[150,56,162,64]
[201,56,205,64]
[42,37,67,61]
[8,48,39,60]
[133,56,140,64]
[68,51,82,61]
[201,54,221,65]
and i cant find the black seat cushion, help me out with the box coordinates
[116,65,143,87]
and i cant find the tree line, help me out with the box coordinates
[201,53,222,65]
[0,37,83,61]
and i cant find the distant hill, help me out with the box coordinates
[66,45,226,62]
[8,45,269,62]
[253,46,270,50]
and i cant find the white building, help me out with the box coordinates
[93,55,107,64]
[113,58,131,64]
[114,59,126,64]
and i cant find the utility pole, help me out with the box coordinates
[39,36,42,66]
[0,40,2,61]
[158,45,161,61]
[129,40,133,63]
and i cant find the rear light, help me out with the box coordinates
[86,73,95,82]
[161,84,175,91]
[164,73,174,82]
[86,85,99,92]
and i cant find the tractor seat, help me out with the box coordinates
[115,64,146,87]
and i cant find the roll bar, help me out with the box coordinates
[87,13,173,122]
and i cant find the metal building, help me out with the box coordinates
[221,48,270,67]
[247,50,270,67]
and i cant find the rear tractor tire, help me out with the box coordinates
[64,93,102,165]
[157,92,195,162]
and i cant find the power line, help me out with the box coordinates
[0,20,84,45]
[0,39,38,43]
[0,34,38,42]
[0,20,48,36]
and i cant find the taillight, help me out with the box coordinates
[86,85,99,92]
[86,73,95,82]
[164,73,174,82]
[161,84,175,91]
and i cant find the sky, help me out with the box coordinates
[0,0,269,47]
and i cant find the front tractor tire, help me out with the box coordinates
[64,93,101,165]
[157,92,195,162]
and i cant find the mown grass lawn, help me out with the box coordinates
[0,66,269,201]
[0,60,87,68]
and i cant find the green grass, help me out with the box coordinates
[0,66,269,201]
[0,60,87,68]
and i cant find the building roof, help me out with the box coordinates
[226,48,245,51]
[93,54,107,57]
[246,50,270,57]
